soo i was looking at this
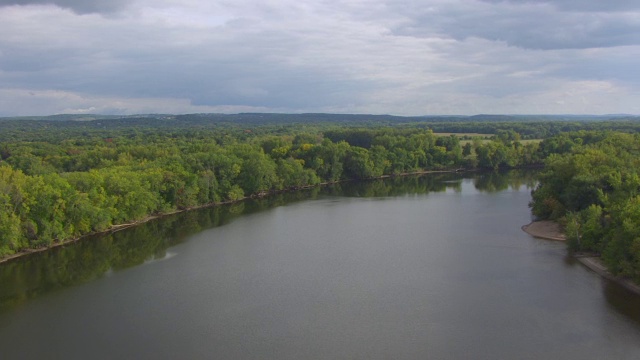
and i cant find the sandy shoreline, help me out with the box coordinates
[522,220,640,296]
[521,220,566,241]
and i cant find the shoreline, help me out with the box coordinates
[574,256,640,295]
[0,168,466,265]
[521,220,566,241]
[522,220,640,296]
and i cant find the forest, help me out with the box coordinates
[530,130,640,282]
[1,114,640,278]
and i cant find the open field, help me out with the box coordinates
[457,138,542,145]
[433,132,492,138]
[519,139,542,144]
[433,133,543,146]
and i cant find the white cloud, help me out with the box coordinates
[0,88,279,116]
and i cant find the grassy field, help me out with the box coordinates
[433,132,492,138]
[432,132,542,146]
[458,138,542,145]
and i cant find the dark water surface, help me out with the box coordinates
[1,171,640,359]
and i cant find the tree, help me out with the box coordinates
[343,146,374,179]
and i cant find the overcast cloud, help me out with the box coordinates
[0,0,639,116]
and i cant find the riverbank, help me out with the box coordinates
[574,256,640,295]
[521,220,566,241]
[522,220,640,296]
[0,169,469,265]
[0,210,181,265]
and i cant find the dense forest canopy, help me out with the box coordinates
[530,131,640,281]
[1,113,640,272]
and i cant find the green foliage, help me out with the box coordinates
[4,114,640,278]
[0,118,553,257]
[530,131,640,280]
[276,158,320,189]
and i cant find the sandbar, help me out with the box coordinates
[521,220,566,241]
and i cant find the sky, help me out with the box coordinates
[1,0,639,116]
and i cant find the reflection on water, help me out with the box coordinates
[0,170,534,313]
[0,189,311,313]
[604,281,640,328]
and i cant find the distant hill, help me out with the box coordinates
[0,114,174,122]
[3,112,637,123]
[1,112,639,143]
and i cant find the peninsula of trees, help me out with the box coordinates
[530,131,640,282]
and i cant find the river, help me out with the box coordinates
[1,171,640,359]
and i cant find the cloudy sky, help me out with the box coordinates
[1,0,639,116]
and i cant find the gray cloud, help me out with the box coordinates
[0,0,639,116]
[480,0,640,12]
[391,1,640,50]
[0,0,130,14]
[0,9,375,111]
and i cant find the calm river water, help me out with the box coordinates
[1,171,640,359]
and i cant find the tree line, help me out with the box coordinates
[530,131,640,282]
[0,124,541,257]
[2,113,640,143]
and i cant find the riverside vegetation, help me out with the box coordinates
[1,171,537,312]
[530,131,640,283]
[0,114,639,264]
